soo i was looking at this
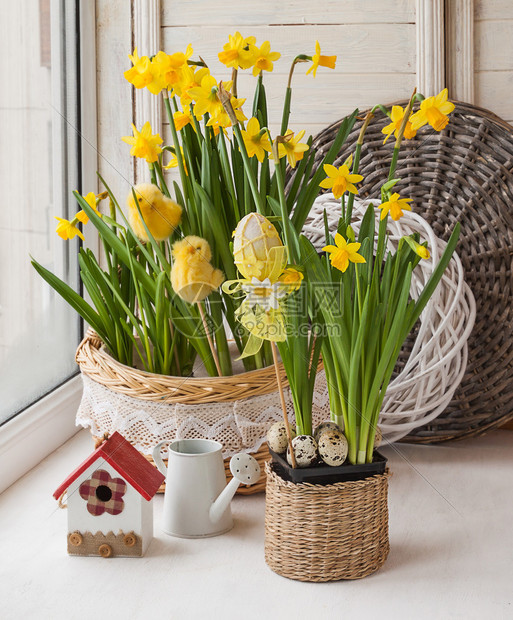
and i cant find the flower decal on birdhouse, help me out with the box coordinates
[79,469,127,516]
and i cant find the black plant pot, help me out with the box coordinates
[269,447,388,485]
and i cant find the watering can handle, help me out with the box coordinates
[152,441,169,476]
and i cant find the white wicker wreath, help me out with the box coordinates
[303,193,476,443]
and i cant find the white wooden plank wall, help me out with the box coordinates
[95,0,135,202]
[474,1,513,123]
[161,0,417,141]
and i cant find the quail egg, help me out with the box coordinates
[287,435,318,468]
[267,421,296,454]
[314,420,342,443]
[317,429,348,466]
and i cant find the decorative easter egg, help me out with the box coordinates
[287,435,318,468]
[233,213,286,280]
[267,421,296,454]
[313,420,342,443]
[317,429,348,466]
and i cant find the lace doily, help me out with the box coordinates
[77,371,330,458]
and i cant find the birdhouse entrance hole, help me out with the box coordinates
[96,485,113,502]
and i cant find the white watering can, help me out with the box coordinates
[152,438,261,538]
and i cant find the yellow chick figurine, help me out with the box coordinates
[127,183,182,242]
[171,236,225,303]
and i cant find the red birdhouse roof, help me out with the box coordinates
[53,432,165,502]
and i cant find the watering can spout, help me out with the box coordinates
[209,453,261,524]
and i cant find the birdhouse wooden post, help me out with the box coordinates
[53,432,165,558]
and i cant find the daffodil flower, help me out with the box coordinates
[278,268,304,292]
[122,122,163,163]
[240,117,272,162]
[379,192,412,221]
[381,105,417,144]
[174,110,193,131]
[74,192,102,224]
[55,217,84,241]
[188,74,232,120]
[306,41,337,78]
[164,147,188,175]
[322,233,366,273]
[124,48,153,89]
[410,88,455,132]
[149,46,193,94]
[252,41,281,76]
[207,96,247,129]
[319,163,363,199]
[175,66,210,106]
[273,129,309,168]
[218,32,256,70]
[242,277,288,311]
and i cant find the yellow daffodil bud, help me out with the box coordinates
[404,236,430,260]
[232,213,286,280]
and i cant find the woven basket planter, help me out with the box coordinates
[75,330,330,494]
[289,100,513,442]
[264,462,390,581]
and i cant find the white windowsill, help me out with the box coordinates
[0,375,82,494]
[0,428,512,617]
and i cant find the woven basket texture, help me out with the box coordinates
[289,100,513,443]
[264,463,390,581]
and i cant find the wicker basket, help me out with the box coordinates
[76,330,328,494]
[289,100,513,442]
[264,463,390,581]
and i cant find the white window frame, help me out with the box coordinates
[0,0,98,494]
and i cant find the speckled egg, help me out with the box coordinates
[314,420,342,443]
[317,429,348,466]
[267,421,296,454]
[287,435,318,468]
[374,426,382,448]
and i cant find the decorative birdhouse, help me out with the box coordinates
[53,432,165,558]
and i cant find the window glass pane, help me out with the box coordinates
[0,0,81,423]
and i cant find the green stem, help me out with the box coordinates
[232,125,265,213]
[346,111,373,228]
[163,92,189,202]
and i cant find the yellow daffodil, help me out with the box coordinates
[381,105,417,144]
[176,66,210,106]
[306,41,337,78]
[274,129,309,168]
[322,233,366,273]
[188,74,228,119]
[278,268,304,292]
[174,109,193,131]
[218,32,256,70]
[207,96,247,130]
[379,192,412,221]
[252,41,280,76]
[319,162,363,198]
[240,117,272,162]
[149,46,193,94]
[410,88,455,132]
[74,192,102,224]
[122,122,163,163]
[164,147,188,175]
[55,217,84,241]
[124,48,153,89]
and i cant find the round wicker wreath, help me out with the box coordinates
[290,100,513,442]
